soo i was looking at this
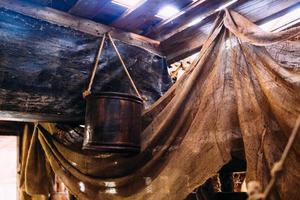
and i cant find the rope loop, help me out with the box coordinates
[83,32,142,100]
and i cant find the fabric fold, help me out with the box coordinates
[20,10,300,200]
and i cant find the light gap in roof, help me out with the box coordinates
[111,0,146,8]
[156,5,180,19]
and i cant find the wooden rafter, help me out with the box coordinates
[161,0,300,63]
[0,0,162,55]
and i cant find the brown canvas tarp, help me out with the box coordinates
[20,10,300,200]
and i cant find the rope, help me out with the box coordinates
[262,115,300,199]
[107,33,142,99]
[235,36,300,200]
[248,115,300,200]
[83,33,142,100]
[83,34,106,98]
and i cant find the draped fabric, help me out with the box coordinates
[20,10,300,200]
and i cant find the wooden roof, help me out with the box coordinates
[1,0,299,63]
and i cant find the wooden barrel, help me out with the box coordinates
[83,92,143,154]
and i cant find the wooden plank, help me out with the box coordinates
[149,0,208,32]
[155,0,241,41]
[110,0,147,26]
[162,0,300,63]
[145,0,228,40]
[29,0,78,10]
[0,0,162,56]
[111,0,192,33]
[161,16,215,63]
[111,0,167,32]
[68,0,127,25]
[0,111,83,122]
[68,0,110,19]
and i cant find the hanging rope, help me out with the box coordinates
[83,34,106,98]
[83,33,142,100]
[262,115,300,199]
[248,115,300,200]
[107,33,142,99]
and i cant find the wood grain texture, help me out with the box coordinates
[0,0,161,55]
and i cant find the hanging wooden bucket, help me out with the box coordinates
[83,92,143,154]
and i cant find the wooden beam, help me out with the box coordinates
[0,0,162,56]
[162,0,300,63]
[0,111,83,123]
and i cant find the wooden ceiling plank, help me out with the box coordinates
[155,0,240,41]
[145,0,209,37]
[111,0,191,32]
[162,0,300,63]
[111,0,147,25]
[0,0,162,56]
[111,0,163,31]
[162,20,214,63]
[68,0,110,19]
